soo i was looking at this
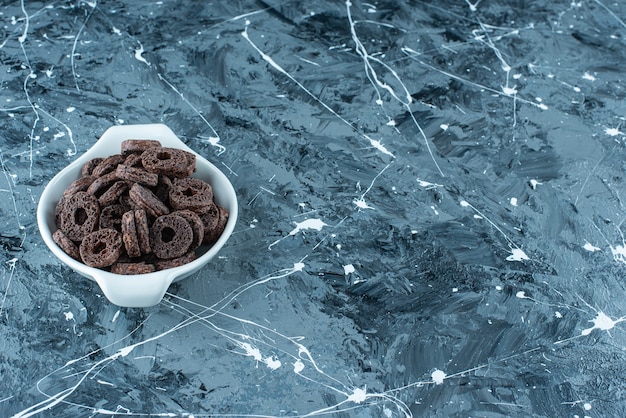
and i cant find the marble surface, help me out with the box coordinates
[1,1,626,417]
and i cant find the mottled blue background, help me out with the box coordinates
[1,1,625,417]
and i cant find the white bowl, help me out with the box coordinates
[37,124,238,308]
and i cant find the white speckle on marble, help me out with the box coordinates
[610,244,626,264]
[583,241,601,252]
[432,369,446,385]
[507,248,530,262]
[353,197,374,209]
[117,345,135,358]
[347,387,367,403]
[264,356,282,370]
[582,72,595,81]
[502,85,517,95]
[134,42,150,65]
[417,178,443,189]
[293,359,305,373]
[581,311,625,336]
[366,136,394,157]
[605,127,623,136]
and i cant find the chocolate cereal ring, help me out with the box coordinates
[86,172,119,198]
[150,214,193,259]
[99,204,125,232]
[123,152,143,167]
[182,150,196,176]
[118,193,136,212]
[91,153,126,177]
[121,139,162,154]
[63,176,96,198]
[141,147,196,178]
[116,164,158,187]
[153,174,173,203]
[134,209,152,254]
[198,202,219,244]
[57,191,100,241]
[97,180,129,208]
[79,228,123,268]
[111,261,156,275]
[55,195,68,221]
[169,177,213,211]
[129,183,170,218]
[81,158,104,177]
[52,229,81,260]
[155,251,196,271]
[204,205,229,245]
[175,210,205,251]
[121,210,141,258]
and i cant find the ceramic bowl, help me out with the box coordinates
[37,124,238,308]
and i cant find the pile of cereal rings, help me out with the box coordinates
[53,139,228,274]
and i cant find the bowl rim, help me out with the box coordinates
[36,123,238,307]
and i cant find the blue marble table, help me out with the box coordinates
[1,1,625,416]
